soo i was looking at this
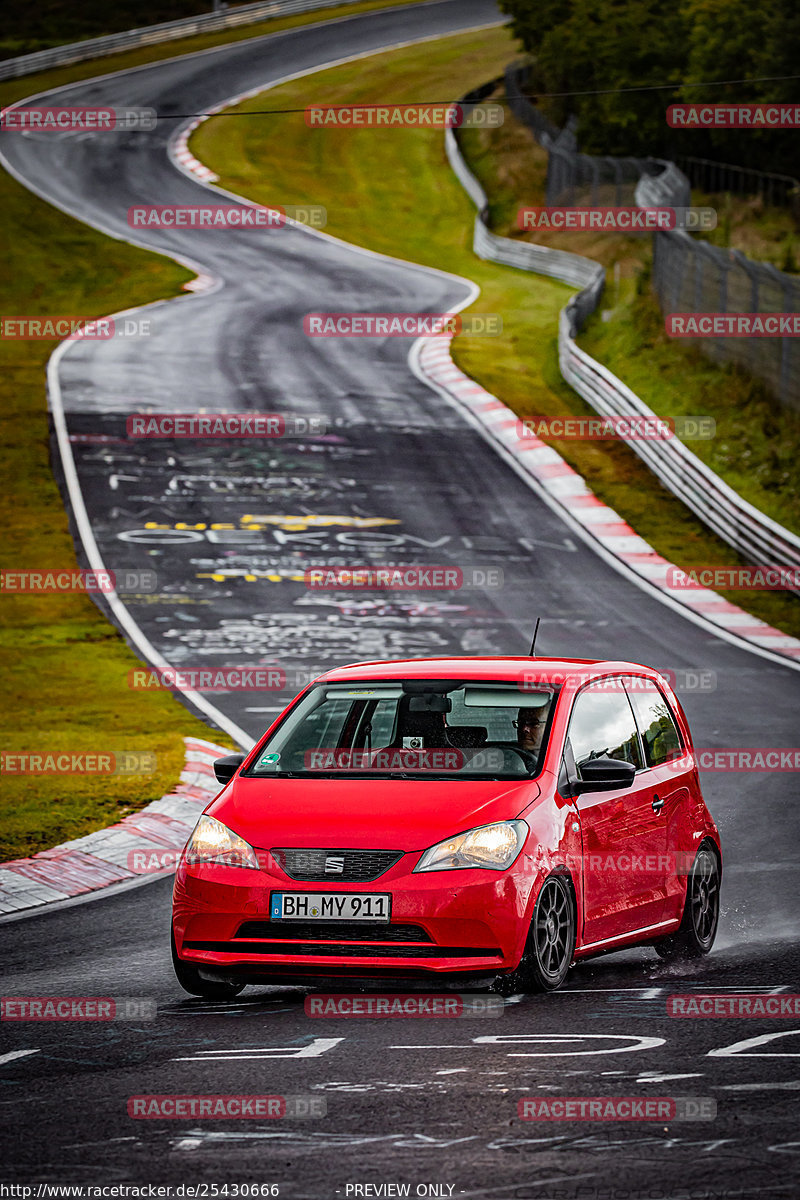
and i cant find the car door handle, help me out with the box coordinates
[651,794,664,813]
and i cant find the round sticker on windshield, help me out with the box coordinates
[259,752,280,766]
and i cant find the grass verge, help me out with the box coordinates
[0,168,238,861]
[191,25,800,638]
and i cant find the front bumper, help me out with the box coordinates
[172,850,537,981]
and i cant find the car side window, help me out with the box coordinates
[627,680,683,767]
[567,682,644,777]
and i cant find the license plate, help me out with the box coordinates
[270,891,391,922]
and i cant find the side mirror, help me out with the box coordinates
[574,755,636,794]
[214,753,246,785]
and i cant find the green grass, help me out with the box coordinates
[191,26,800,639]
[0,170,238,862]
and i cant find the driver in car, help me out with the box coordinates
[514,702,551,756]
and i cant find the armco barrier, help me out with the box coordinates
[0,0,368,81]
[447,84,800,584]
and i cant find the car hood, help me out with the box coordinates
[209,776,540,853]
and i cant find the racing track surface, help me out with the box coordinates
[1,1,800,1194]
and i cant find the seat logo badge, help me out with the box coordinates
[325,855,345,873]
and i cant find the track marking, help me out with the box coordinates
[722,1081,800,1091]
[172,1036,343,1060]
[633,1080,705,1089]
[0,1049,40,1066]
[708,1030,800,1058]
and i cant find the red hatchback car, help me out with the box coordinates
[171,657,722,997]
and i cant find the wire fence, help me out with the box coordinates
[676,156,800,213]
[504,61,800,412]
[652,231,800,403]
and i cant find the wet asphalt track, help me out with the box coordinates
[1,1,800,1194]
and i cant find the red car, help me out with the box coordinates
[171,657,721,998]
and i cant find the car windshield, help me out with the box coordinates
[246,680,556,779]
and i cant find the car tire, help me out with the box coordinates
[495,873,576,995]
[171,928,246,1000]
[655,844,720,962]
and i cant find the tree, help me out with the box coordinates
[500,0,687,156]
[498,0,800,173]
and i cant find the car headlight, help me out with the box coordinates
[183,815,260,870]
[414,820,528,872]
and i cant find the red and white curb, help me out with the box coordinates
[416,336,800,664]
[172,114,219,184]
[171,116,218,295]
[0,737,227,916]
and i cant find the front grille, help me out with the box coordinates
[184,940,500,959]
[271,848,403,882]
[236,921,431,943]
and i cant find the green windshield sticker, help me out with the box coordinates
[259,752,281,766]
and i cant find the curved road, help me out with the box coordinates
[1,1,799,1193]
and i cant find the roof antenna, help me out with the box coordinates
[528,618,541,657]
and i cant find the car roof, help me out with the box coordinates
[316,656,663,684]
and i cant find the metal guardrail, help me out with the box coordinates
[559,316,800,572]
[446,83,800,579]
[0,0,366,81]
[444,120,601,292]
